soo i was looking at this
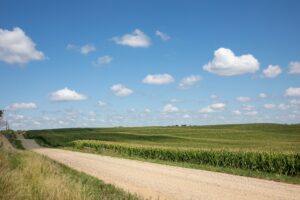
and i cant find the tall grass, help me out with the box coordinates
[71,140,300,176]
[0,135,139,200]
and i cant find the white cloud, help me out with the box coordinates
[203,48,259,76]
[290,99,300,105]
[285,87,300,97]
[7,102,37,110]
[111,84,133,97]
[211,103,226,109]
[183,114,190,118]
[67,43,95,55]
[278,103,290,110]
[236,96,251,102]
[162,104,179,113]
[145,108,151,113]
[242,105,254,111]
[259,93,267,98]
[49,88,87,101]
[0,27,45,64]
[155,30,170,41]
[178,75,202,88]
[232,110,242,115]
[142,74,174,85]
[66,44,76,50]
[199,106,214,113]
[80,44,96,55]
[210,94,218,99]
[199,103,226,113]
[264,104,276,109]
[288,61,300,74]
[113,29,151,48]
[95,55,112,65]
[245,111,258,116]
[98,100,107,107]
[262,65,282,78]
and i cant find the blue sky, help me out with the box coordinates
[1,0,300,130]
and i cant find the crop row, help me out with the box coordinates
[70,140,300,176]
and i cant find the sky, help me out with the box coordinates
[0,0,300,130]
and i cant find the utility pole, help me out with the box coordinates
[0,109,8,131]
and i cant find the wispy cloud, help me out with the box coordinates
[67,43,96,55]
[155,30,170,41]
[94,55,112,65]
[7,102,37,110]
[178,75,202,89]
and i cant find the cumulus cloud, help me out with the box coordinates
[111,84,133,97]
[199,103,226,113]
[259,93,267,98]
[288,61,300,74]
[236,96,251,102]
[67,43,95,55]
[142,74,174,85]
[178,75,202,88]
[264,104,276,109]
[94,55,112,65]
[203,48,259,76]
[285,87,300,97]
[162,104,179,113]
[155,30,170,41]
[262,65,282,78]
[0,27,45,64]
[112,29,151,48]
[49,88,87,101]
[7,102,37,110]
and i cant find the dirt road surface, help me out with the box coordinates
[18,135,300,200]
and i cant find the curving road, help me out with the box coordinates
[18,135,300,200]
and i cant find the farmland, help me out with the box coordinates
[26,124,300,183]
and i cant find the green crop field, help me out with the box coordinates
[27,123,300,152]
[26,123,300,183]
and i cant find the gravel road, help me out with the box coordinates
[18,135,300,200]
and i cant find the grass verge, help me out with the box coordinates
[0,134,140,200]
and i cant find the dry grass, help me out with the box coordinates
[0,134,139,200]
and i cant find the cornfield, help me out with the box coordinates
[71,140,300,176]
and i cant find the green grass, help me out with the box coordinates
[25,124,300,184]
[0,133,140,200]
